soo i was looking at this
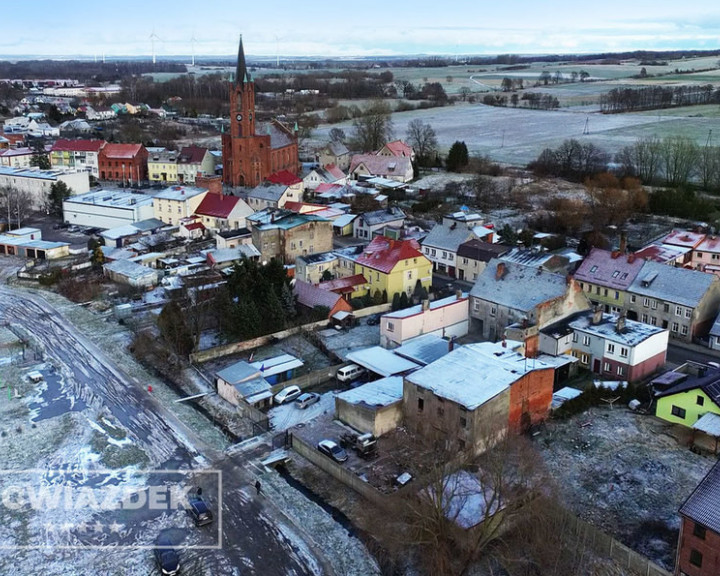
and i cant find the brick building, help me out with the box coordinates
[221,36,298,188]
[98,143,148,185]
[676,459,720,576]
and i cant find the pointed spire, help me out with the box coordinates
[235,34,251,89]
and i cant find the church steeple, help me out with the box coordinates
[235,35,251,89]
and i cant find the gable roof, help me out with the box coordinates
[247,183,288,203]
[178,145,208,165]
[349,154,412,177]
[294,279,345,310]
[101,143,145,159]
[318,274,367,294]
[422,223,475,252]
[628,259,717,308]
[457,239,510,262]
[574,248,645,290]
[355,235,424,274]
[267,170,302,186]
[656,367,720,407]
[357,207,405,227]
[471,258,570,313]
[195,193,241,219]
[324,141,349,157]
[680,459,720,535]
[381,140,413,157]
[51,139,105,153]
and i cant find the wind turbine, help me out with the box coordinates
[150,30,162,65]
[274,35,286,68]
[190,33,198,67]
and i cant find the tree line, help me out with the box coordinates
[600,84,719,113]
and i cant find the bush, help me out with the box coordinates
[350,297,365,310]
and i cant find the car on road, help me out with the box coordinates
[187,494,213,527]
[67,225,80,233]
[295,392,320,409]
[317,439,348,463]
[274,385,301,405]
[154,538,180,575]
[365,314,381,326]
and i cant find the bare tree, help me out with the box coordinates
[660,135,698,187]
[0,187,33,229]
[406,119,438,167]
[350,100,394,152]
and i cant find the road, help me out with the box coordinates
[0,282,323,576]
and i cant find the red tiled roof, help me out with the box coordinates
[283,201,325,214]
[324,164,345,179]
[178,145,207,165]
[382,140,413,157]
[355,236,423,274]
[315,183,344,194]
[195,194,240,219]
[101,143,145,159]
[294,279,343,309]
[51,139,105,153]
[184,222,205,231]
[319,274,367,294]
[267,169,302,186]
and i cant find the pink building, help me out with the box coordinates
[380,292,469,348]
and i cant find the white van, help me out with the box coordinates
[336,364,365,383]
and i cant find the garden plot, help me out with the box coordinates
[537,407,714,570]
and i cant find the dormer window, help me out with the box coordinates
[590,265,598,273]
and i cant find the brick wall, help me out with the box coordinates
[677,516,720,576]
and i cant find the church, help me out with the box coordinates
[221,36,299,188]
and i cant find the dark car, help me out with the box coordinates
[366,314,381,326]
[154,538,180,575]
[187,494,213,527]
[317,439,348,463]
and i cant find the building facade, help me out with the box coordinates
[98,143,148,185]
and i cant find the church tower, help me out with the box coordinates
[222,35,299,188]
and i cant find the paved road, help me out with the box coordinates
[0,283,322,576]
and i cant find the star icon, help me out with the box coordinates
[92,521,105,533]
[108,521,123,534]
[76,521,88,533]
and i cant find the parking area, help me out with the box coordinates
[317,323,381,361]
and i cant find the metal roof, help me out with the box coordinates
[335,376,404,408]
[346,346,420,377]
[628,259,717,308]
[680,460,720,535]
[692,412,720,437]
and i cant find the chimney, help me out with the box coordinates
[448,336,455,352]
[455,289,463,299]
[495,262,506,280]
[627,254,636,264]
[592,305,603,325]
[619,231,627,254]
[421,299,430,311]
[616,312,627,334]
[611,250,620,259]
[501,338,507,348]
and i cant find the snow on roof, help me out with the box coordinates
[569,311,667,347]
[207,245,260,265]
[422,223,474,252]
[335,376,403,408]
[680,459,720,535]
[573,248,645,290]
[66,189,153,211]
[216,360,261,385]
[628,259,716,308]
[346,346,420,377]
[662,229,706,249]
[104,259,158,280]
[332,213,357,228]
[692,412,720,437]
[634,243,690,263]
[552,387,583,408]
[250,354,303,378]
[393,334,452,366]
[355,236,423,274]
[357,207,405,227]
[153,185,207,201]
[384,293,467,319]
[406,342,554,410]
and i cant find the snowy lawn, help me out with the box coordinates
[269,390,337,433]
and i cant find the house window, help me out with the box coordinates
[697,395,705,406]
[643,298,649,307]
[671,322,679,333]
[681,325,689,336]
[417,398,424,412]
[407,271,413,280]
[572,333,578,343]
[615,291,619,300]
[463,258,468,265]
[425,248,430,254]
[490,307,496,317]
[671,405,686,419]
[604,362,611,372]
[697,252,703,259]
[642,314,648,323]
[580,354,588,364]
[604,289,608,297]
[685,308,692,318]
[473,300,480,311]
[387,322,394,332]
[689,549,702,567]
[448,254,454,261]
[663,303,670,313]
[620,347,628,357]
[460,416,467,428]
[582,335,590,346]
[607,343,615,354]
[651,317,657,326]
[442,251,447,258]
[676,306,682,316]
[611,271,619,278]
[651,300,657,309]
[630,295,636,303]
[616,365,624,376]
[595,286,600,295]
[590,265,598,273]
[693,523,706,539]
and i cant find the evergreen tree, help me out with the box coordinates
[392,293,401,311]
[49,181,73,216]
[413,280,428,302]
[158,301,194,357]
[446,141,469,172]
[398,292,410,309]
[262,288,286,334]
[372,289,384,305]
[280,283,297,320]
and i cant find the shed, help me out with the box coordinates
[216,360,272,408]
[335,376,404,436]
[692,412,720,454]
[249,354,303,385]
[551,387,583,409]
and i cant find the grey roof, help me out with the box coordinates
[217,360,260,385]
[346,346,420,377]
[259,121,294,150]
[628,260,717,308]
[393,334,452,366]
[568,312,667,347]
[153,185,207,201]
[710,313,720,338]
[247,184,288,203]
[103,259,158,280]
[236,376,271,401]
[457,239,510,262]
[296,251,338,265]
[680,459,720,535]
[470,258,570,313]
[656,367,720,408]
[325,141,349,157]
[132,218,166,232]
[693,412,720,437]
[358,207,405,227]
[332,214,357,228]
[574,248,645,290]
[422,223,474,252]
[335,376,403,408]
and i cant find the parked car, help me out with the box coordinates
[366,314,381,326]
[187,494,213,527]
[67,225,80,233]
[317,439,348,463]
[340,431,378,459]
[153,538,180,575]
[295,392,320,409]
[336,364,365,383]
[274,385,301,405]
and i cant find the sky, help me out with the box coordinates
[2,1,720,59]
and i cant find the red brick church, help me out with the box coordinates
[221,36,299,187]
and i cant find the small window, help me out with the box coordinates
[672,322,679,333]
[580,354,588,364]
[685,308,692,319]
[671,405,686,419]
[572,333,578,343]
[611,270,619,278]
[582,335,590,346]
[615,291,619,300]
[604,289,608,297]
[603,362,611,372]
[590,265,598,273]
[607,343,615,354]
[620,347,628,357]
[616,365,624,376]
[490,307,496,317]
[676,306,682,316]
[417,398,424,412]
[460,417,467,428]
[643,298,649,307]
[387,322,394,332]
[697,395,705,406]
[689,549,702,567]
[630,295,636,303]
[693,523,706,539]
[664,303,670,313]
[681,325,689,336]
[651,300,657,310]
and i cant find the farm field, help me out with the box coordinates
[311,101,719,167]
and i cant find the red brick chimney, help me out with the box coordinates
[495,262,506,280]
[619,231,627,254]
[196,174,222,196]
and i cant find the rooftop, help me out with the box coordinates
[662,229,706,249]
[177,145,208,165]
[457,239,510,262]
[393,334,453,366]
[152,185,208,201]
[64,189,152,210]
[195,193,242,219]
[346,346,420,377]
[267,169,302,186]
[357,207,405,227]
[634,243,690,263]
[568,312,667,346]
[355,235,424,274]
[100,143,145,159]
[335,376,403,408]
[247,183,290,203]
[384,292,467,319]
[51,138,105,153]
[680,459,720,535]
[573,248,644,290]
[628,259,716,308]
[216,360,261,385]
[294,279,344,310]
[656,366,720,408]
[349,154,412,177]
[104,259,158,280]
[422,222,474,252]
[250,353,303,378]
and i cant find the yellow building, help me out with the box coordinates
[148,150,179,183]
[152,185,208,225]
[354,236,432,301]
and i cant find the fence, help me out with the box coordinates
[269,364,342,395]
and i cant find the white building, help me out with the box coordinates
[62,189,155,230]
[0,167,90,211]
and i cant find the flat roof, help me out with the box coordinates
[65,189,153,209]
[250,354,303,378]
[393,334,453,366]
[335,376,403,408]
[346,346,420,377]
